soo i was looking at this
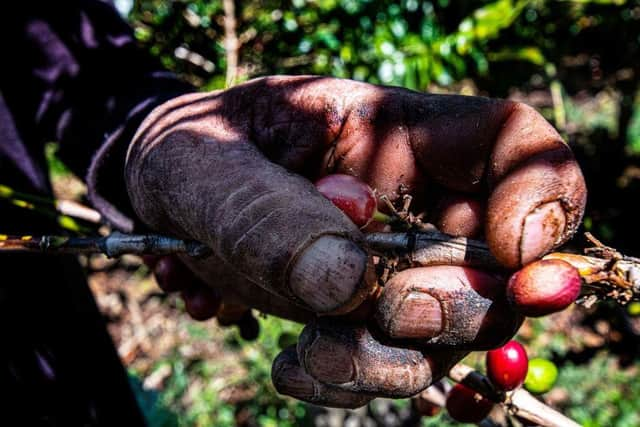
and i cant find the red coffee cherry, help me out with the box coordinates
[507,259,581,317]
[486,340,529,391]
[181,287,221,321]
[315,174,386,228]
[446,383,493,423]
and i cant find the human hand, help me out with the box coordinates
[125,76,586,407]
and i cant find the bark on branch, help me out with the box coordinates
[0,232,210,258]
[2,229,639,302]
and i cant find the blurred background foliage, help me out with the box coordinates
[123,0,640,250]
[81,0,640,425]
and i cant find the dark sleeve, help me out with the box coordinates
[0,0,194,231]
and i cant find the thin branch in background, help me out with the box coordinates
[0,184,97,234]
[223,0,240,87]
[0,183,101,233]
[55,199,101,223]
[545,63,567,134]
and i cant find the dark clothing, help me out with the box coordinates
[1,1,193,425]
[1,0,192,231]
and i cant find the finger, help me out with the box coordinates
[485,103,586,267]
[356,96,585,268]
[320,85,585,267]
[272,346,373,409]
[127,104,372,314]
[443,106,580,268]
[297,321,467,397]
[375,266,523,350]
[433,194,484,238]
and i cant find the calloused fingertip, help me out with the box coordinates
[375,266,522,350]
[298,321,435,397]
[272,347,316,400]
[289,235,371,314]
[376,288,443,340]
[297,321,356,385]
[272,347,373,409]
[486,147,587,269]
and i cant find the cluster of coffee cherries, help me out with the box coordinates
[413,341,559,423]
[315,174,574,423]
[315,173,582,317]
[445,341,559,423]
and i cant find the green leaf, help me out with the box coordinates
[488,46,546,65]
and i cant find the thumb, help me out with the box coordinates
[126,129,371,314]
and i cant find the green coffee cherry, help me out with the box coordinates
[524,358,558,394]
[627,302,640,316]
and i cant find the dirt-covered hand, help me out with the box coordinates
[125,76,586,406]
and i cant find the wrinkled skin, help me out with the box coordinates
[126,76,586,408]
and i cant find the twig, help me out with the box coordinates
[223,0,239,87]
[364,230,502,271]
[55,200,101,223]
[0,183,100,232]
[2,229,639,302]
[0,183,101,223]
[448,363,580,427]
[0,232,210,258]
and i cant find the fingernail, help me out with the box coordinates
[521,201,566,265]
[289,235,367,313]
[387,292,443,339]
[272,359,315,399]
[304,335,355,384]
